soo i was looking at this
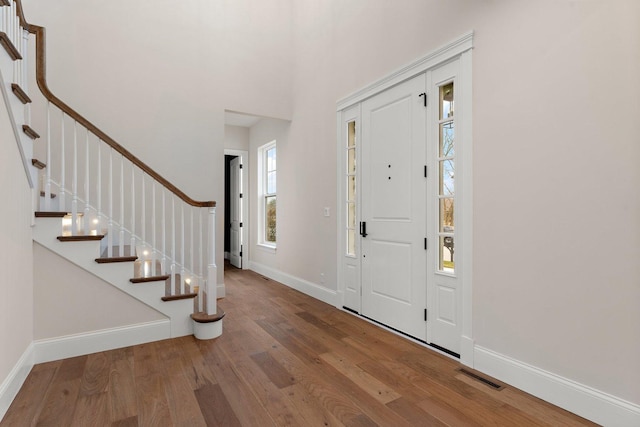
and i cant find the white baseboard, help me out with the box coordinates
[248,261,337,306]
[33,320,171,364]
[0,343,35,422]
[474,346,640,427]
[217,282,226,298]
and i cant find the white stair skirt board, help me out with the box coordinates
[474,346,640,427]
[0,344,35,423]
[248,261,337,307]
[33,320,171,365]
[33,218,195,338]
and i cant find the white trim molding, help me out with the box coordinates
[0,343,35,422]
[474,346,640,426]
[33,320,171,364]
[249,261,337,307]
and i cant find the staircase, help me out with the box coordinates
[1,0,223,343]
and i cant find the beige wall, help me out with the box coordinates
[33,243,166,339]
[0,82,33,388]
[20,0,640,405]
[224,125,250,152]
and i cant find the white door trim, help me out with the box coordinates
[224,149,249,269]
[336,32,474,365]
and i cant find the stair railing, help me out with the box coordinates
[4,0,218,316]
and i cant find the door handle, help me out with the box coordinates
[360,221,368,238]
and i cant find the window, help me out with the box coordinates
[438,82,455,272]
[258,141,276,247]
[346,121,357,256]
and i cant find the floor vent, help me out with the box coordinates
[458,368,505,390]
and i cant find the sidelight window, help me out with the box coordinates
[258,141,276,246]
[438,82,455,272]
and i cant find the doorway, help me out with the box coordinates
[224,150,248,269]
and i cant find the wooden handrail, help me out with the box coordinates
[15,1,215,208]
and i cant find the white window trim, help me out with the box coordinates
[257,140,277,249]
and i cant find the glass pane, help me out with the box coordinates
[265,196,276,242]
[347,229,356,256]
[440,82,454,120]
[439,236,455,271]
[348,175,356,201]
[267,170,276,194]
[440,121,455,158]
[266,147,276,172]
[348,121,356,147]
[439,159,454,196]
[348,148,356,174]
[440,198,454,232]
[347,202,356,228]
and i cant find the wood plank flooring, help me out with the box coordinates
[2,265,597,426]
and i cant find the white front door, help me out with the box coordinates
[229,156,242,268]
[361,74,427,341]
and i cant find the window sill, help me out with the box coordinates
[257,243,277,254]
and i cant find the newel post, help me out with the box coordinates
[206,206,217,315]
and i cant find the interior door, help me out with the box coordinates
[229,156,242,268]
[361,74,427,341]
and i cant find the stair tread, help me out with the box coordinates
[95,256,138,264]
[35,211,69,218]
[161,292,198,302]
[11,83,31,104]
[57,235,105,242]
[32,159,46,169]
[22,125,40,140]
[191,307,226,323]
[130,274,171,284]
[0,31,22,61]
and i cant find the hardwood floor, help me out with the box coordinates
[2,266,596,426]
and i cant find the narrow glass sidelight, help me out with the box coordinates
[438,82,455,272]
[346,121,357,256]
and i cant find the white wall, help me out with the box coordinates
[224,125,249,151]
[0,78,33,397]
[33,243,165,339]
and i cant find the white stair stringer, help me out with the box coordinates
[33,216,195,338]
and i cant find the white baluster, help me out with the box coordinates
[207,207,217,315]
[181,204,185,295]
[190,207,194,283]
[59,112,66,211]
[161,189,166,275]
[71,120,78,234]
[141,174,146,248]
[107,148,113,258]
[171,196,176,295]
[198,209,204,313]
[44,102,51,211]
[130,163,135,256]
[84,130,90,235]
[151,181,156,275]
[119,155,124,257]
[96,141,102,234]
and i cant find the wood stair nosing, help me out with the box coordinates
[57,235,105,242]
[191,307,226,323]
[35,211,68,218]
[95,256,138,264]
[32,159,46,169]
[11,83,31,104]
[161,292,198,302]
[130,274,171,284]
[0,32,22,61]
[22,125,40,140]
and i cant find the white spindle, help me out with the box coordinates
[141,174,146,247]
[71,120,78,234]
[119,155,124,257]
[161,189,166,275]
[59,112,66,211]
[207,207,217,315]
[107,148,113,258]
[130,163,135,255]
[151,182,156,275]
[171,196,176,295]
[198,209,204,313]
[190,207,194,283]
[44,102,51,211]
[84,131,90,235]
[96,141,102,234]
[180,204,185,295]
